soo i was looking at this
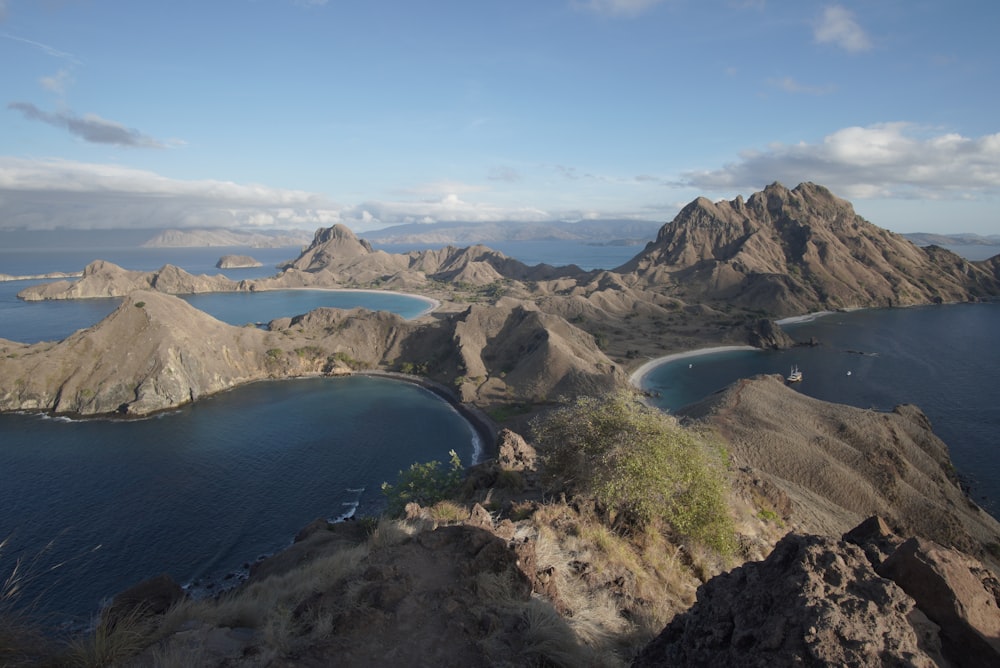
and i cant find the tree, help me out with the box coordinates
[532,391,734,552]
[381,450,463,517]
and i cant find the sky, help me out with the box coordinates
[1,0,999,235]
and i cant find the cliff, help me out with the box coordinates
[617,182,1000,316]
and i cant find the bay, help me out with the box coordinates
[0,376,479,624]
[638,302,1000,514]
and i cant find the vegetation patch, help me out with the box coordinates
[381,450,464,517]
[533,390,735,553]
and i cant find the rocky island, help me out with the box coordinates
[3,182,1000,666]
[215,254,263,269]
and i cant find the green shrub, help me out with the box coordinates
[133,301,145,309]
[532,391,734,553]
[381,450,463,517]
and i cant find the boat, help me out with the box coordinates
[787,365,803,383]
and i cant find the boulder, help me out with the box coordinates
[633,532,937,667]
[878,537,1000,667]
[496,428,537,472]
[104,573,184,624]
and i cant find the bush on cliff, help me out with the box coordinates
[532,391,734,553]
[381,449,464,517]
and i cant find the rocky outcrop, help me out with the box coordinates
[633,530,940,667]
[637,516,1000,667]
[877,537,1000,667]
[681,375,1000,557]
[617,182,1000,316]
[215,254,262,269]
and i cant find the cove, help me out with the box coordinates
[0,375,479,624]
[635,302,1000,514]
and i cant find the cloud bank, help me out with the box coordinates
[682,123,1000,200]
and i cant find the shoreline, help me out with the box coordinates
[629,345,759,388]
[249,285,441,319]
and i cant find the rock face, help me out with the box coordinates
[681,374,1000,556]
[633,531,939,667]
[617,182,1000,316]
[878,537,1000,667]
[636,518,1000,667]
[216,254,262,269]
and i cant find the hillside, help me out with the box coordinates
[616,182,1000,316]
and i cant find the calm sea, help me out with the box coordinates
[639,303,1000,514]
[1,241,997,625]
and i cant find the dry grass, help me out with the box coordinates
[521,500,711,663]
[65,604,158,668]
[164,542,369,632]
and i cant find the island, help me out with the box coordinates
[4,182,1000,666]
[215,254,263,269]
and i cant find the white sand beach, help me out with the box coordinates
[629,345,758,387]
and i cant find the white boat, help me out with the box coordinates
[787,365,803,383]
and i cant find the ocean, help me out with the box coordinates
[1,239,997,625]
[638,303,1000,514]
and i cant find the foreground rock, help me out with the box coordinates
[636,517,1000,667]
[633,531,940,667]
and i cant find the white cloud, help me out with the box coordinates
[682,123,1000,199]
[768,76,836,96]
[39,68,73,95]
[0,157,344,230]
[814,5,872,53]
[574,0,664,18]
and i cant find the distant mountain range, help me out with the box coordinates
[901,232,1000,247]
[361,219,663,245]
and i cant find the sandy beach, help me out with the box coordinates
[629,345,758,387]
[254,286,441,319]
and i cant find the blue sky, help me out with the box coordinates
[2,0,998,235]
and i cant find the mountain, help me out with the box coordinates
[904,232,1000,247]
[616,182,1000,316]
[141,228,313,248]
[363,219,662,245]
[275,224,587,287]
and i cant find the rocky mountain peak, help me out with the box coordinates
[618,182,1000,315]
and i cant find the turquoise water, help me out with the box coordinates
[0,376,479,624]
[639,302,1000,513]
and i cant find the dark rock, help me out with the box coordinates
[633,532,936,667]
[842,514,904,568]
[104,573,184,625]
[295,517,331,543]
[878,537,1000,667]
[745,318,794,350]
